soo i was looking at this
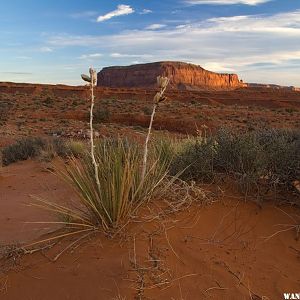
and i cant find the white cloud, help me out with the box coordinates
[202,62,236,72]
[40,47,53,52]
[185,0,272,5]
[110,53,153,58]
[145,24,166,30]
[97,4,134,22]
[140,9,152,15]
[79,53,102,60]
[205,11,300,34]
[47,10,300,86]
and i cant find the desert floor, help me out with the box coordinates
[1,159,300,300]
[0,84,300,299]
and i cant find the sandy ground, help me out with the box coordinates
[0,160,74,244]
[0,160,299,299]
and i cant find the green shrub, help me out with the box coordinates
[93,107,110,123]
[43,97,53,107]
[0,102,12,125]
[2,137,46,166]
[142,106,152,116]
[170,136,217,181]
[285,108,298,114]
[214,129,267,194]
[215,129,266,173]
[67,140,86,157]
[1,137,73,165]
[38,138,71,162]
[152,136,178,167]
[169,128,300,195]
[258,128,300,188]
[48,138,69,157]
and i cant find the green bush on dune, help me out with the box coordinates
[1,137,46,166]
[1,137,86,165]
[170,128,300,195]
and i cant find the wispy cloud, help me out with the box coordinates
[145,24,166,30]
[47,9,300,85]
[97,4,134,22]
[40,46,53,52]
[15,56,32,60]
[140,9,152,15]
[110,53,153,58]
[205,11,300,34]
[185,0,272,5]
[0,71,32,75]
[70,11,98,19]
[79,53,102,60]
[202,62,236,72]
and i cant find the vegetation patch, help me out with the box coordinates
[170,128,300,198]
[1,137,75,166]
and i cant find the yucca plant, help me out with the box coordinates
[32,138,170,231]
[29,72,171,247]
[141,76,169,182]
[81,67,100,189]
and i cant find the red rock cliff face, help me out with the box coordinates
[97,61,242,90]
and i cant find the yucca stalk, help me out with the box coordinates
[141,76,169,183]
[81,68,100,189]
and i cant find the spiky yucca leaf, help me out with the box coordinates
[34,138,170,230]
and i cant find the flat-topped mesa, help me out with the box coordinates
[97,61,243,90]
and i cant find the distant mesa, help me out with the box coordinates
[247,83,300,91]
[97,61,245,90]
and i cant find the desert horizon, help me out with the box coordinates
[2,60,300,89]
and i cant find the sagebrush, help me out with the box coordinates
[170,128,300,196]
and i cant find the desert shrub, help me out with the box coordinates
[170,136,217,181]
[152,136,178,167]
[38,138,70,162]
[67,140,86,157]
[258,128,300,188]
[285,108,298,114]
[215,129,266,173]
[38,144,57,162]
[51,138,70,157]
[142,106,152,116]
[42,138,170,229]
[93,107,110,123]
[169,128,300,195]
[43,97,53,107]
[214,129,267,194]
[1,137,74,165]
[2,137,46,166]
[0,101,13,125]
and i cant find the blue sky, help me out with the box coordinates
[0,0,300,86]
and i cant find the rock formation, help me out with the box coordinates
[97,61,243,90]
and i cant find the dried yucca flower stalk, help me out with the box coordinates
[81,67,100,189]
[141,76,170,182]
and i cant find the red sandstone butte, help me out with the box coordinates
[97,61,243,90]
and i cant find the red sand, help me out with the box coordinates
[0,160,74,244]
[1,160,299,299]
